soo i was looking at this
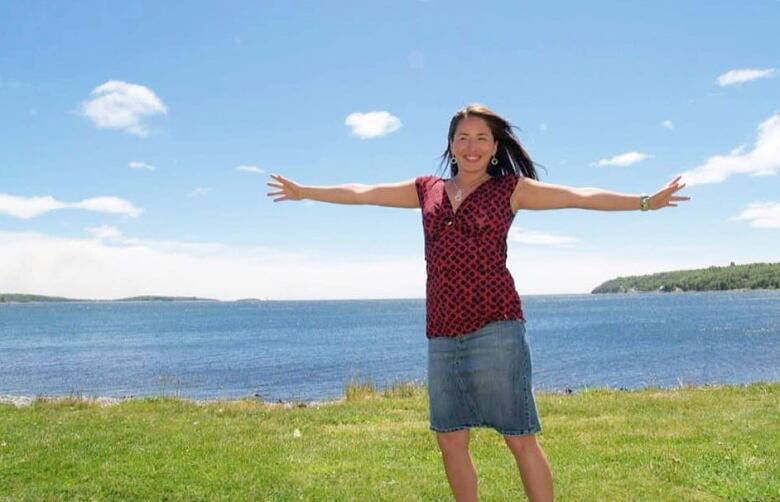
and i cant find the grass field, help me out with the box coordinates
[1,382,778,501]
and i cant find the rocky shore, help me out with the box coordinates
[0,393,339,409]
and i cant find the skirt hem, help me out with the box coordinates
[429,423,542,436]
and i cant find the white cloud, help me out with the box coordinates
[716,68,776,87]
[0,194,62,219]
[0,230,424,300]
[345,111,401,139]
[80,80,167,137]
[505,247,720,296]
[730,202,780,229]
[129,161,155,171]
[84,225,242,255]
[73,197,143,217]
[679,113,780,186]
[730,144,747,156]
[188,187,211,197]
[86,225,125,241]
[662,120,674,130]
[236,165,265,174]
[508,227,579,246]
[594,151,652,167]
[0,193,142,219]
[0,229,747,300]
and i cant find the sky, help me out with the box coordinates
[1,0,779,300]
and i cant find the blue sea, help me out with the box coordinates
[1,291,779,402]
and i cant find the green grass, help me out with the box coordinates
[1,382,778,501]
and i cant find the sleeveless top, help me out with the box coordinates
[415,173,525,338]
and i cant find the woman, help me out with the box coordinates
[266,104,689,502]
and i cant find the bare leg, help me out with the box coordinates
[504,434,554,502]
[435,429,478,502]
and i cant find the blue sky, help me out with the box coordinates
[1,0,779,300]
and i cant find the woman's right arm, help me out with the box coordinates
[267,174,420,209]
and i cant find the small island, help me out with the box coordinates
[0,294,217,303]
[592,262,780,294]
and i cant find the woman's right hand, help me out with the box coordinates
[267,174,306,202]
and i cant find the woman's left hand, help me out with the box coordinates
[649,175,690,210]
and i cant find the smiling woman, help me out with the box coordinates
[266,103,690,501]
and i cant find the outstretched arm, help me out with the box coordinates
[267,174,420,208]
[512,175,690,212]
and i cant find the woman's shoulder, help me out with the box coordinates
[414,175,444,203]
[496,172,522,196]
[488,172,517,186]
[415,174,444,188]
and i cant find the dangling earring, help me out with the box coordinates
[451,156,457,165]
[490,155,498,166]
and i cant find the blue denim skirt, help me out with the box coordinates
[427,319,542,436]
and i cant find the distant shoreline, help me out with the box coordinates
[3,289,780,304]
[0,294,240,303]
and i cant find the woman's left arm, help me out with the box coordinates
[512,175,690,212]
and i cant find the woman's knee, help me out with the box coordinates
[435,429,470,455]
[503,432,538,454]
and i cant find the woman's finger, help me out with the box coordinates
[666,184,686,195]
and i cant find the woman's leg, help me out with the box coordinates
[503,433,554,502]
[436,429,478,502]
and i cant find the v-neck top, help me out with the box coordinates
[415,173,524,338]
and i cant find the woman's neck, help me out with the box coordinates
[455,171,490,186]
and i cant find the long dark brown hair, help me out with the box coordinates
[439,103,542,180]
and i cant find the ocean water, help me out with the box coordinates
[1,291,779,401]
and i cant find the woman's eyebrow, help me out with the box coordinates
[456,132,491,137]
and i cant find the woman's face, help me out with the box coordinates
[450,115,498,175]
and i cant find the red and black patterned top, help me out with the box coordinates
[415,173,524,338]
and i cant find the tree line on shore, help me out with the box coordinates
[592,262,780,293]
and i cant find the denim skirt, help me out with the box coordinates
[427,319,542,436]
